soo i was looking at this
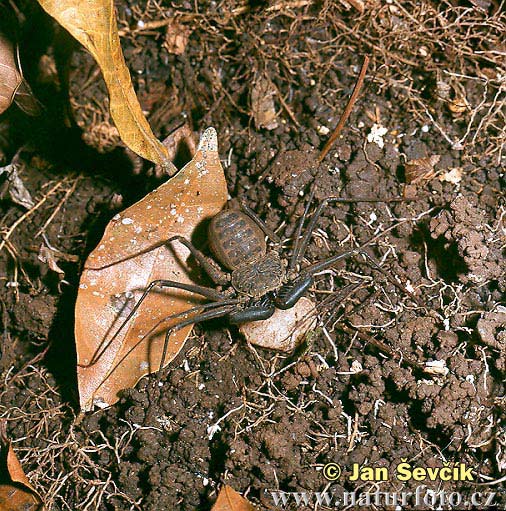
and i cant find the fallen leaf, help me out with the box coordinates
[0,32,21,115]
[240,297,317,352]
[163,20,192,55]
[404,154,440,184]
[13,78,42,116]
[0,163,34,209]
[211,485,256,511]
[38,245,65,276]
[75,128,227,411]
[36,0,171,168]
[0,423,43,510]
[251,74,278,130]
[439,167,463,185]
[153,123,197,178]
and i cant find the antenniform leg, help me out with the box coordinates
[89,279,228,367]
[102,299,241,379]
[289,195,406,272]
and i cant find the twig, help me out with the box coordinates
[318,55,370,162]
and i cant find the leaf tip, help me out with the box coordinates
[198,127,219,154]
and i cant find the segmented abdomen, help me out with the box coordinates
[208,210,266,270]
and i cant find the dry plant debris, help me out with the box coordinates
[0,31,39,117]
[36,0,171,168]
[0,424,43,511]
[251,74,278,130]
[0,162,34,209]
[211,485,256,511]
[0,0,505,509]
[75,127,227,411]
[0,31,22,115]
[404,155,440,184]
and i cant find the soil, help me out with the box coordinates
[0,1,505,510]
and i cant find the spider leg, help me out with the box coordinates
[89,279,227,367]
[99,299,241,379]
[156,302,238,380]
[289,195,406,272]
[302,248,421,306]
[288,185,316,272]
[277,247,420,310]
[167,236,229,285]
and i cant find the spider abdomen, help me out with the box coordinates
[208,210,266,270]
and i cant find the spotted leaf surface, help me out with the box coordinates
[75,128,227,411]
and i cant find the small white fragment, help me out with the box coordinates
[176,215,185,224]
[112,214,121,220]
[184,178,190,185]
[122,217,134,225]
[139,361,149,371]
[170,208,177,216]
[439,168,462,185]
[424,359,449,377]
[98,244,105,250]
[405,281,415,294]
[317,125,330,135]
[203,477,209,487]
[134,226,143,234]
[79,283,88,289]
[367,123,388,149]
[207,423,221,440]
[350,360,363,373]
[369,212,377,223]
[93,397,110,409]
[421,124,430,133]
[136,19,145,28]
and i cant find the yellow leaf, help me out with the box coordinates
[37,0,170,167]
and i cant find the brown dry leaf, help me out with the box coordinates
[75,128,227,411]
[240,297,317,352]
[404,155,440,184]
[0,32,22,115]
[153,123,197,178]
[0,424,43,510]
[251,74,278,130]
[36,0,171,168]
[13,78,42,116]
[163,20,192,55]
[211,485,256,511]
